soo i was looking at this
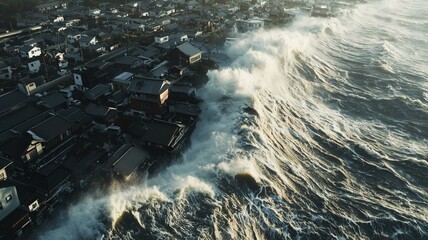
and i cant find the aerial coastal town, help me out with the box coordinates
[0,0,360,238]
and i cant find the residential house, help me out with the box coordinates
[236,18,264,32]
[27,114,73,150]
[29,163,72,208]
[0,134,37,171]
[0,61,12,80]
[0,182,32,239]
[112,72,133,91]
[57,107,92,134]
[168,42,202,65]
[169,102,201,118]
[18,77,46,96]
[155,35,170,44]
[150,61,169,79]
[127,77,170,115]
[36,91,68,111]
[84,103,118,125]
[114,56,143,69]
[66,32,82,44]
[136,46,159,67]
[26,59,42,74]
[79,35,98,48]
[15,184,43,224]
[72,67,98,90]
[142,119,186,152]
[169,84,196,101]
[109,144,149,182]
[66,42,80,54]
[84,84,111,103]
[20,45,42,59]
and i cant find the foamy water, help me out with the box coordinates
[39,0,428,239]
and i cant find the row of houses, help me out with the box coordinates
[0,1,210,237]
[0,0,320,237]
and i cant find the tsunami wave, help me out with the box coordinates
[39,0,428,239]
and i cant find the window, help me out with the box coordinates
[6,194,12,203]
[31,63,34,67]
[0,172,4,180]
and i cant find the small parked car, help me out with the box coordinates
[69,99,81,106]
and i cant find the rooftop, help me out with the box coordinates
[128,78,170,95]
[143,120,184,147]
[176,42,201,57]
[112,145,149,179]
[28,115,72,141]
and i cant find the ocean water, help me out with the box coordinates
[39,0,428,239]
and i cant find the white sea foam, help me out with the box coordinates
[39,0,428,238]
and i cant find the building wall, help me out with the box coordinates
[27,60,41,73]
[18,82,37,96]
[0,186,20,221]
[73,73,83,86]
[0,66,12,80]
[28,47,42,59]
[189,53,202,64]
[130,98,164,115]
[0,169,7,181]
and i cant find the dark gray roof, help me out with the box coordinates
[0,90,28,116]
[0,156,13,169]
[18,76,45,86]
[115,56,140,66]
[84,103,116,119]
[28,115,72,141]
[58,107,92,126]
[32,163,72,194]
[170,102,200,117]
[170,84,196,95]
[113,72,133,84]
[136,46,159,59]
[128,78,170,95]
[0,135,32,160]
[11,111,53,135]
[112,145,148,179]
[176,42,201,57]
[39,92,67,109]
[0,104,42,134]
[85,84,110,101]
[143,120,184,147]
[20,44,34,53]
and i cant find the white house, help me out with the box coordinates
[53,15,64,23]
[20,45,42,59]
[155,35,169,44]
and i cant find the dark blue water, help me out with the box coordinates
[39,0,428,239]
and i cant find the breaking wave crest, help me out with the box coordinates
[39,0,428,239]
